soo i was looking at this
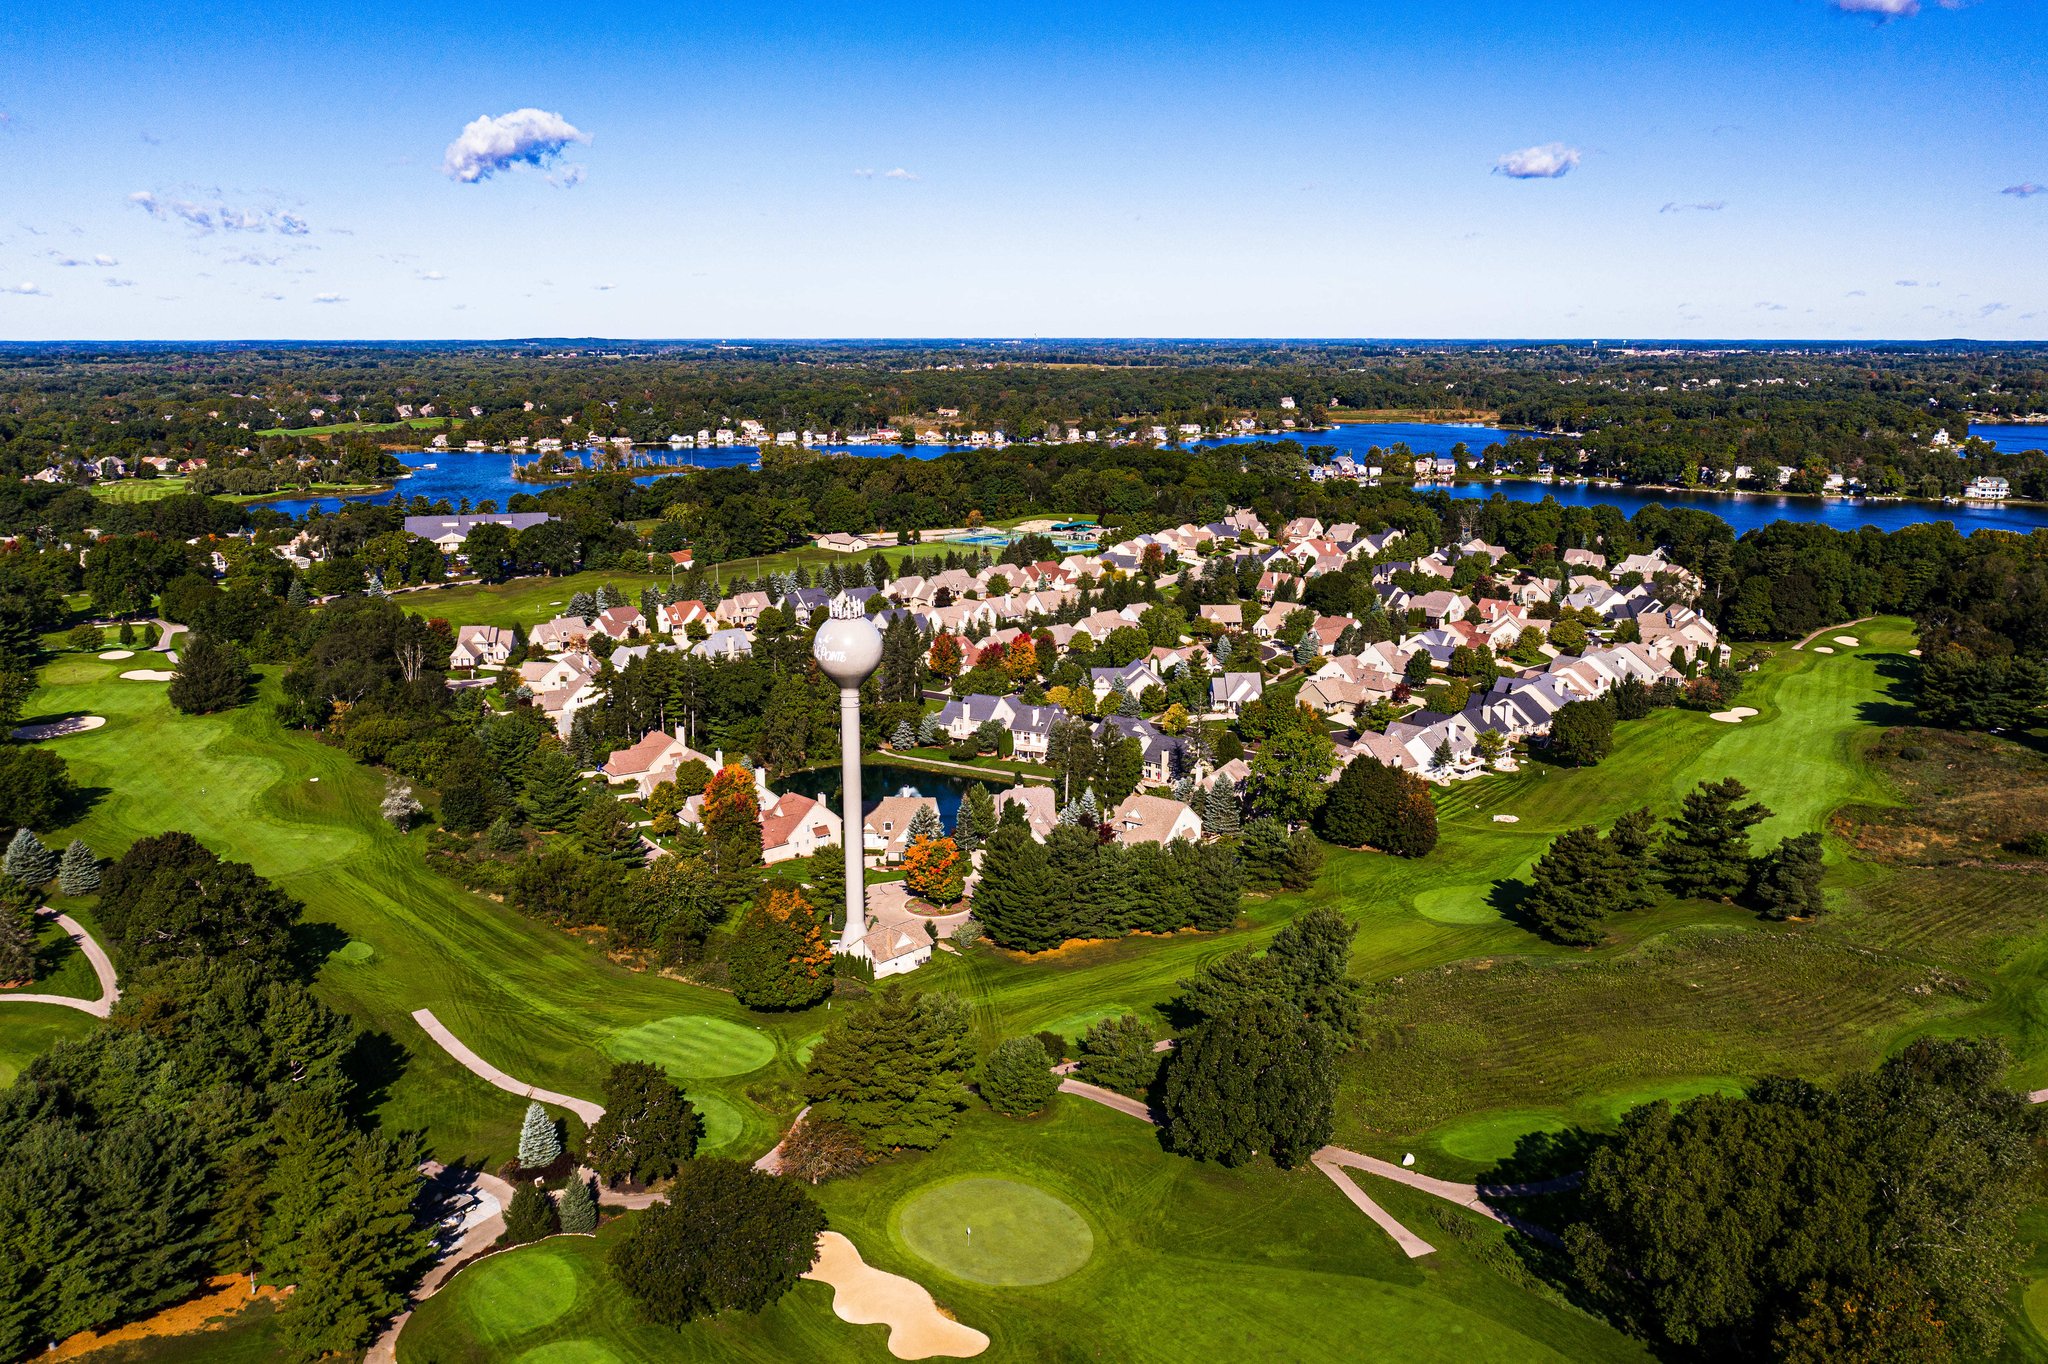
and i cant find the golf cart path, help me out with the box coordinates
[0,911,119,1018]
[364,1163,514,1364]
[410,1007,605,1126]
[1057,1077,1567,1252]
[147,619,187,653]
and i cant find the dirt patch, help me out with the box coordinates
[49,1276,287,1360]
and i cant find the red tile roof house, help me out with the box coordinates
[600,730,716,799]
[656,599,710,634]
[759,792,843,864]
[594,605,645,640]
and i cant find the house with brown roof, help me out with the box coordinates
[450,624,514,670]
[863,795,941,865]
[760,792,843,864]
[1105,793,1203,846]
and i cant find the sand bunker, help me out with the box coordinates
[1909,648,1923,657]
[1812,646,1834,655]
[1833,635,1861,647]
[804,1232,988,1360]
[11,715,105,741]
[97,649,134,660]
[121,669,177,681]
[1710,706,1760,724]
[1491,814,1519,823]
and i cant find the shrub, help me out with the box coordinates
[503,1184,559,1244]
[979,1036,1060,1117]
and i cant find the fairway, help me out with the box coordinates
[601,1015,778,1078]
[893,1177,1094,1286]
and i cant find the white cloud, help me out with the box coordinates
[2003,183,2045,198]
[1659,200,1725,213]
[1493,143,1581,179]
[419,270,445,281]
[852,168,876,178]
[1833,0,1918,14]
[129,189,309,236]
[595,282,615,291]
[313,291,345,303]
[1980,302,2009,317]
[93,253,117,266]
[261,292,285,301]
[3,282,47,296]
[882,167,919,181]
[104,277,135,288]
[441,108,591,183]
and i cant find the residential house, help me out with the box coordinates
[1209,671,1264,716]
[1104,794,1203,847]
[449,624,514,669]
[993,786,1060,841]
[401,511,555,552]
[760,792,843,864]
[694,629,754,661]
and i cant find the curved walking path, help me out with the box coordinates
[410,1008,605,1126]
[0,911,120,1018]
[1056,1075,1567,1254]
[365,1162,513,1364]
[147,619,187,653]
[1793,617,1872,651]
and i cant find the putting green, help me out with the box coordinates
[691,1090,745,1155]
[894,1176,1094,1286]
[602,1014,777,1078]
[514,1342,622,1364]
[457,1244,582,1341]
[1413,885,1501,925]
[1432,1110,1571,1163]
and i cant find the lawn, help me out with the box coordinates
[399,1101,1647,1364]
[89,477,392,505]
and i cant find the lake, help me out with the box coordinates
[261,420,2048,537]
[780,760,1013,831]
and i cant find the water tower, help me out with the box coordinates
[811,598,884,951]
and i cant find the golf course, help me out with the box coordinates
[14,613,2048,1360]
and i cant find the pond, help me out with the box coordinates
[780,760,1013,830]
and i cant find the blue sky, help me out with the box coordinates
[0,0,2042,339]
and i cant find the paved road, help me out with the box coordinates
[0,911,120,1018]
[410,1008,606,1126]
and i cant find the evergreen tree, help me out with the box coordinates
[1660,777,1774,900]
[953,783,996,852]
[4,827,58,889]
[570,590,597,621]
[1549,698,1616,767]
[558,1175,599,1234]
[0,901,35,982]
[1314,758,1436,857]
[802,989,973,1150]
[1751,831,1825,919]
[286,577,309,610]
[979,1036,1060,1117]
[504,1184,559,1243]
[1181,840,1246,930]
[57,838,100,895]
[167,633,251,715]
[891,720,917,748]
[1204,775,1242,835]
[907,802,944,842]
[518,1101,563,1169]
[971,808,1062,951]
[1076,1014,1164,1094]
[805,845,846,933]
[577,794,647,868]
[1239,818,1294,888]
[521,747,587,830]
[917,713,945,745]
[1523,826,1636,945]
[730,886,834,1010]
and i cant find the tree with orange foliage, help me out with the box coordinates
[927,633,963,683]
[1004,636,1037,684]
[903,834,966,906]
[702,764,763,873]
[730,885,834,1009]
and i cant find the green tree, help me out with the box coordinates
[1202,775,1241,835]
[97,831,300,972]
[1159,996,1338,1169]
[729,886,833,1010]
[504,1183,560,1244]
[1750,832,1825,920]
[57,838,100,895]
[1076,1014,1163,1095]
[608,1159,827,1326]
[1548,698,1616,767]
[969,806,1062,951]
[953,783,996,852]
[521,747,587,830]
[1313,757,1437,857]
[802,989,973,1151]
[979,1036,1060,1117]
[167,633,252,714]
[1243,703,1336,824]
[558,1175,599,1234]
[576,793,646,868]
[1523,825,1637,945]
[518,1101,563,1169]
[4,826,58,888]
[0,901,34,983]
[1659,777,1773,900]
[588,1061,703,1186]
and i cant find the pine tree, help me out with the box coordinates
[1524,825,1635,944]
[4,827,57,889]
[806,844,847,933]
[1751,832,1825,920]
[891,720,917,748]
[366,571,387,598]
[907,802,943,842]
[577,794,647,868]
[570,591,597,621]
[168,633,251,715]
[558,1175,599,1234]
[953,783,996,852]
[518,1101,563,1169]
[1660,777,1774,900]
[979,1036,1060,1116]
[57,838,99,895]
[522,747,587,830]
[802,990,973,1150]
[1204,776,1242,836]
[286,577,309,610]
[917,713,945,745]
[972,809,1062,951]
[0,902,35,982]
[504,1184,559,1243]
